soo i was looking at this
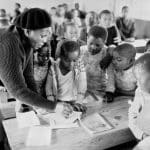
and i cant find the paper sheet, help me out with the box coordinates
[41,111,82,129]
[26,126,51,146]
[16,111,40,128]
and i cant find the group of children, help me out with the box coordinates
[34,23,150,149]
[1,2,150,147]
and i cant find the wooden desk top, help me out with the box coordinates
[3,97,135,150]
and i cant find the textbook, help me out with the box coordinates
[79,113,113,135]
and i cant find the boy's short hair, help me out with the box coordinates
[55,40,79,59]
[134,53,150,75]
[88,25,108,42]
[51,7,56,10]
[15,3,21,8]
[122,6,129,11]
[99,10,111,18]
[113,43,136,59]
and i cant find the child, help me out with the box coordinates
[85,11,98,32]
[80,25,108,100]
[106,43,137,102]
[129,53,150,141]
[55,23,86,59]
[34,43,50,98]
[46,40,87,112]
[116,6,135,42]
[99,10,121,46]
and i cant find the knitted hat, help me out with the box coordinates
[14,8,51,30]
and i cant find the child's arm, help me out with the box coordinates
[76,59,87,103]
[128,89,145,140]
[106,65,115,100]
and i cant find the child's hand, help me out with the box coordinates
[104,92,114,103]
[114,37,121,44]
[72,103,87,113]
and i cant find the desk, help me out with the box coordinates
[3,98,135,150]
[121,39,148,53]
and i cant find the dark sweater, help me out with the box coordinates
[0,27,56,110]
[116,17,135,40]
[106,26,118,46]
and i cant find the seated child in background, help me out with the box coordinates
[106,43,137,102]
[77,11,87,42]
[99,10,121,46]
[80,26,108,100]
[33,43,51,98]
[116,6,135,42]
[85,11,98,32]
[129,53,150,141]
[56,23,86,59]
[46,40,87,112]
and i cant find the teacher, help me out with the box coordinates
[0,8,57,112]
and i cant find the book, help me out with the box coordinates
[79,113,113,135]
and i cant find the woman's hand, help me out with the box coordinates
[62,103,73,118]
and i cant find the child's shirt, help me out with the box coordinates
[56,63,77,101]
[106,64,137,93]
[33,52,49,97]
[129,87,150,140]
[116,17,135,40]
[80,45,107,96]
[45,58,87,102]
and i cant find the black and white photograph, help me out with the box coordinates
[0,0,150,149]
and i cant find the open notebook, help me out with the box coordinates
[79,113,113,135]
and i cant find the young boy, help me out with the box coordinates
[46,40,87,112]
[129,53,150,141]
[80,25,108,100]
[33,43,50,97]
[116,6,135,42]
[99,10,121,46]
[106,43,137,102]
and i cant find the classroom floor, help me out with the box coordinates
[106,141,137,150]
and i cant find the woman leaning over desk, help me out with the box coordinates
[0,8,71,148]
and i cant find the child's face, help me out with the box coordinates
[87,35,105,55]
[122,8,129,18]
[61,50,79,71]
[112,51,131,70]
[100,13,112,28]
[65,26,79,41]
[37,46,49,66]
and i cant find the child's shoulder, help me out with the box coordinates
[80,45,88,55]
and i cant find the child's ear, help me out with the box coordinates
[24,29,31,37]
[129,57,135,65]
